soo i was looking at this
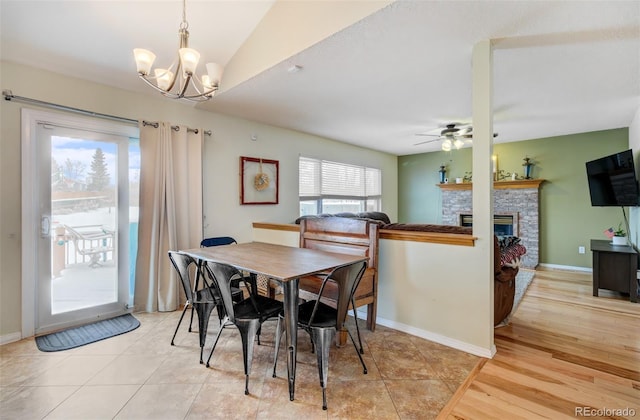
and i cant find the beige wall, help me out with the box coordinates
[0,61,397,339]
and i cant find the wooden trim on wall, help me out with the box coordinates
[380,230,476,246]
[436,179,545,191]
[252,222,299,232]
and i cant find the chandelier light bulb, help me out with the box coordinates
[133,49,156,75]
[201,75,213,89]
[179,48,200,76]
[154,68,174,90]
[206,62,224,86]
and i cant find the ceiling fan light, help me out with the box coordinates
[133,48,155,75]
[454,139,464,149]
[441,139,452,152]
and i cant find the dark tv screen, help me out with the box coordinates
[586,149,640,207]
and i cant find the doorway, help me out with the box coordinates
[21,109,139,336]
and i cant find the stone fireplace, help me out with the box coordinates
[438,179,544,268]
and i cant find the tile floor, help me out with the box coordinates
[0,311,479,419]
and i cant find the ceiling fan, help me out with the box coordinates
[414,123,497,151]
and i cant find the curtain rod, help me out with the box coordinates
[141,120,211,136]
[3,90,212,136]
[3,89,138,125]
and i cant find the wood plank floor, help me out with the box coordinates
[441,268,640,419]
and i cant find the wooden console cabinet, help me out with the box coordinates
[591,239,638,303]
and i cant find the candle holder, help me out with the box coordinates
[522,157,534,179]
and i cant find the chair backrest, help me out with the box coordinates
[205,262,249,323]
[200,237,237,248]
[311,260,368,328]
[168,251,196,303]
[299,218,377,270]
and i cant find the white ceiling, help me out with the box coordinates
[2,1,639,156]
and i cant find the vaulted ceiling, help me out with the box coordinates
[2,0,639,155]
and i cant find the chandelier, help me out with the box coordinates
[133,0,223,102]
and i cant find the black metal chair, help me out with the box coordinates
[195,236,245,327]
[200,236,237,248]
[272,260,368,410]
[204,261,283,395]
[200,235,258,306]
[168,251,243,362]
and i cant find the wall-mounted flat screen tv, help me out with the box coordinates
[586,149,640,207]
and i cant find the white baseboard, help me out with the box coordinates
[538,263,592,273]
[355,310,495,359]
[0,332,22,346]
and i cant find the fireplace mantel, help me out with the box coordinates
[437,179,545,191]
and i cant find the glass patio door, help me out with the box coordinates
[27,111,138,335]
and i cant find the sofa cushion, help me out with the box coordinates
[357,212,391,224]
[497,235,521,250]
[295,211,391,225]
[382,223,472,235]
[501,243,527,268]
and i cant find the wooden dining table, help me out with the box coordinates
[180,241,367,401]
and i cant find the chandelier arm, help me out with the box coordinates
[137,75,182,99]
[182,88,217,100]
[176,73,192,98]
[183,76,217,98]
[180,95,215,103]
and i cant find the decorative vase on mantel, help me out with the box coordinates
[522,157,534,179]
[438,165,447,184]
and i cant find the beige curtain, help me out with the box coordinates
[134,122,203,312]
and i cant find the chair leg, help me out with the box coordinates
[188,303,196,332]
[351,306,365,355]
[205,317,228,368]
[236,319,261,395]
[171,303,190,346]
[272,315,285,377]
[196,302,216,364]
[309,327,336,410]
[215,303,225,325]
[347,328,368,374]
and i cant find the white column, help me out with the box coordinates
[472,40,495,353]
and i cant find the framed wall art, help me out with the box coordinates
[240,156,279,205]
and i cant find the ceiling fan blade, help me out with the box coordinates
[414,133,440,137]
[413,138,441,146]
[460,131,499,139]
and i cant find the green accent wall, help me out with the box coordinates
[398,128,631,268]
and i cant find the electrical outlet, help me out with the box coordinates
[578,246,585,254]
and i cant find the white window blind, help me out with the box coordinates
[299,157,320,197]
[299,157,381,198]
